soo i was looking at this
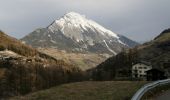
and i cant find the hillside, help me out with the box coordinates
[0,31,85,98]
[10,81,146,100]
[155,28,170,41]
[38,48,109,70]
[0,31,37,57]
[137,29,170,67]
[0,30,76,68]
[91,28,170,80]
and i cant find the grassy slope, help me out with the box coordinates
[137,32,170,67]
[154,29,170,42]
[142,83,170,100]
[11,81,146,100]
[38,48,109,70]
[139,31,170,49]
[155,32,170,42]
[0,31,38,57]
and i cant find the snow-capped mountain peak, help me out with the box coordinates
[48,12,119,41]
[22,12,138,55]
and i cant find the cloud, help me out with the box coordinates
[0,0,170,41]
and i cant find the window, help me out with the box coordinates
[139,71,142,73]
[133,66,137,69]
[144,71,146,74]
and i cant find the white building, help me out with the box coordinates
[132,61,152,79]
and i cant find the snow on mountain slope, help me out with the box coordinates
[22,12,138,55]
[103,40,117,55]
[48,12,119,41]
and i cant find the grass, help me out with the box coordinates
[155,32,170,42]
[10,81,147,100]
[141,83,170,100]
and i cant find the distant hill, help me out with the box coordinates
[155,28,170,40]
[91,28,170,80]
[137,28,170,66]
[38,48,109,71]
[0,31,85,98]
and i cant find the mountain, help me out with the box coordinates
[0,31,84,98]
[22,12,138,55]
[91,28,170,80]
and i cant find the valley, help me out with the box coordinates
[1,24,170,100]
[38,48,109,70]
[0,7,169,100]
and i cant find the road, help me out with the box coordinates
[154,90,170,100]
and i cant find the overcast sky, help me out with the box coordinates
[0,0,170,42]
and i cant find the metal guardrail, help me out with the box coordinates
[131,79,170,100]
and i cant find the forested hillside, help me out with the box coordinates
[0,31,85,99]
[91,28,170,81]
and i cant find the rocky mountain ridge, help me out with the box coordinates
[22,12,138,55]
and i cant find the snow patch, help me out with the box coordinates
[48,34,51,37]
[103,40,117,55]
[117,40,127,46]
[88,20,119,38]
[50,40,56,44]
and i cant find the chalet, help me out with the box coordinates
[146,69,167,81]
[132,61,152,79]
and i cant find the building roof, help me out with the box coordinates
[146,69,164,73]
[133,61,151,66]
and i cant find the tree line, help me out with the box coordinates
[0,59,86,98]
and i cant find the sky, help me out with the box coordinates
[0,0,170,42]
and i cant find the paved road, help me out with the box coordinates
[154,90,170,100]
